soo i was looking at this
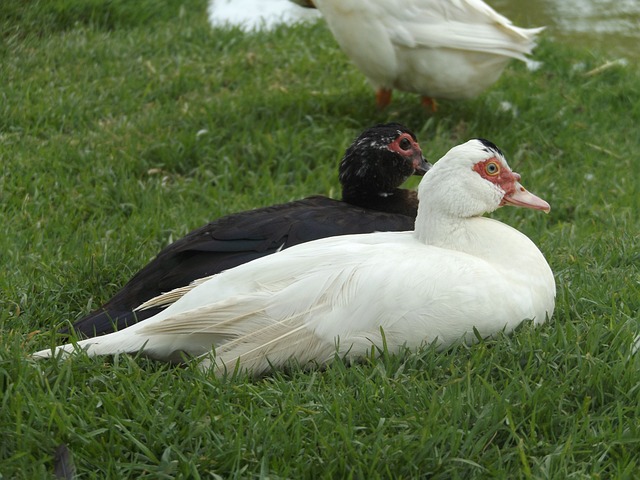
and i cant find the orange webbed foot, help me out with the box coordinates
[376,88,392,109]
[421,96,438,112]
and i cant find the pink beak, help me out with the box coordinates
[503,177,551,213]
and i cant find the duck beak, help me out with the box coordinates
[413,155,431,176]
[502,180,551,213]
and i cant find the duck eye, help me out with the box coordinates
[485,162,500,176]
[399,138,411,150]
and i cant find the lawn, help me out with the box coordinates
[1,0,639,478]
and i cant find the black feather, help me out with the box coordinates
[53,444,75,480]
[474,138,504,157]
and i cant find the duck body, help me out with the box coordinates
[36,139,555,376]
[65,123,428,338]
[310,0,544,104]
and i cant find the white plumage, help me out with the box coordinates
[305,0,544,107]
[33,139,555,377]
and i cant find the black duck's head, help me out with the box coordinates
[339,123,430,201]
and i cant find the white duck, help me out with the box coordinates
[294,0,544,109]
[33,139,555,376]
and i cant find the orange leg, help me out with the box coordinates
[421,96,439,112]
[376,88,392,109]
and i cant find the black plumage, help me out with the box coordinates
[66,123,429,338]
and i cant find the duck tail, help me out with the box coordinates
[31,327,151,360]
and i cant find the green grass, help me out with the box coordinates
[1,0,639,477]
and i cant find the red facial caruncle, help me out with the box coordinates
[473,157,550,213]
[387,133,429,173]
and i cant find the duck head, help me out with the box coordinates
[339,123,430,203]
[418,138,549,220]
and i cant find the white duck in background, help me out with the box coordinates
[293,0,544,109]
[208,0,320,32]
[33,139,555,377]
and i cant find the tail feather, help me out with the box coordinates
[32,292,335,374]
[32,342,85,360]
[31,328,152,360]
[136,275,215,312]
[413,24,543,61]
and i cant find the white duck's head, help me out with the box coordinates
[418,138,550,220]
